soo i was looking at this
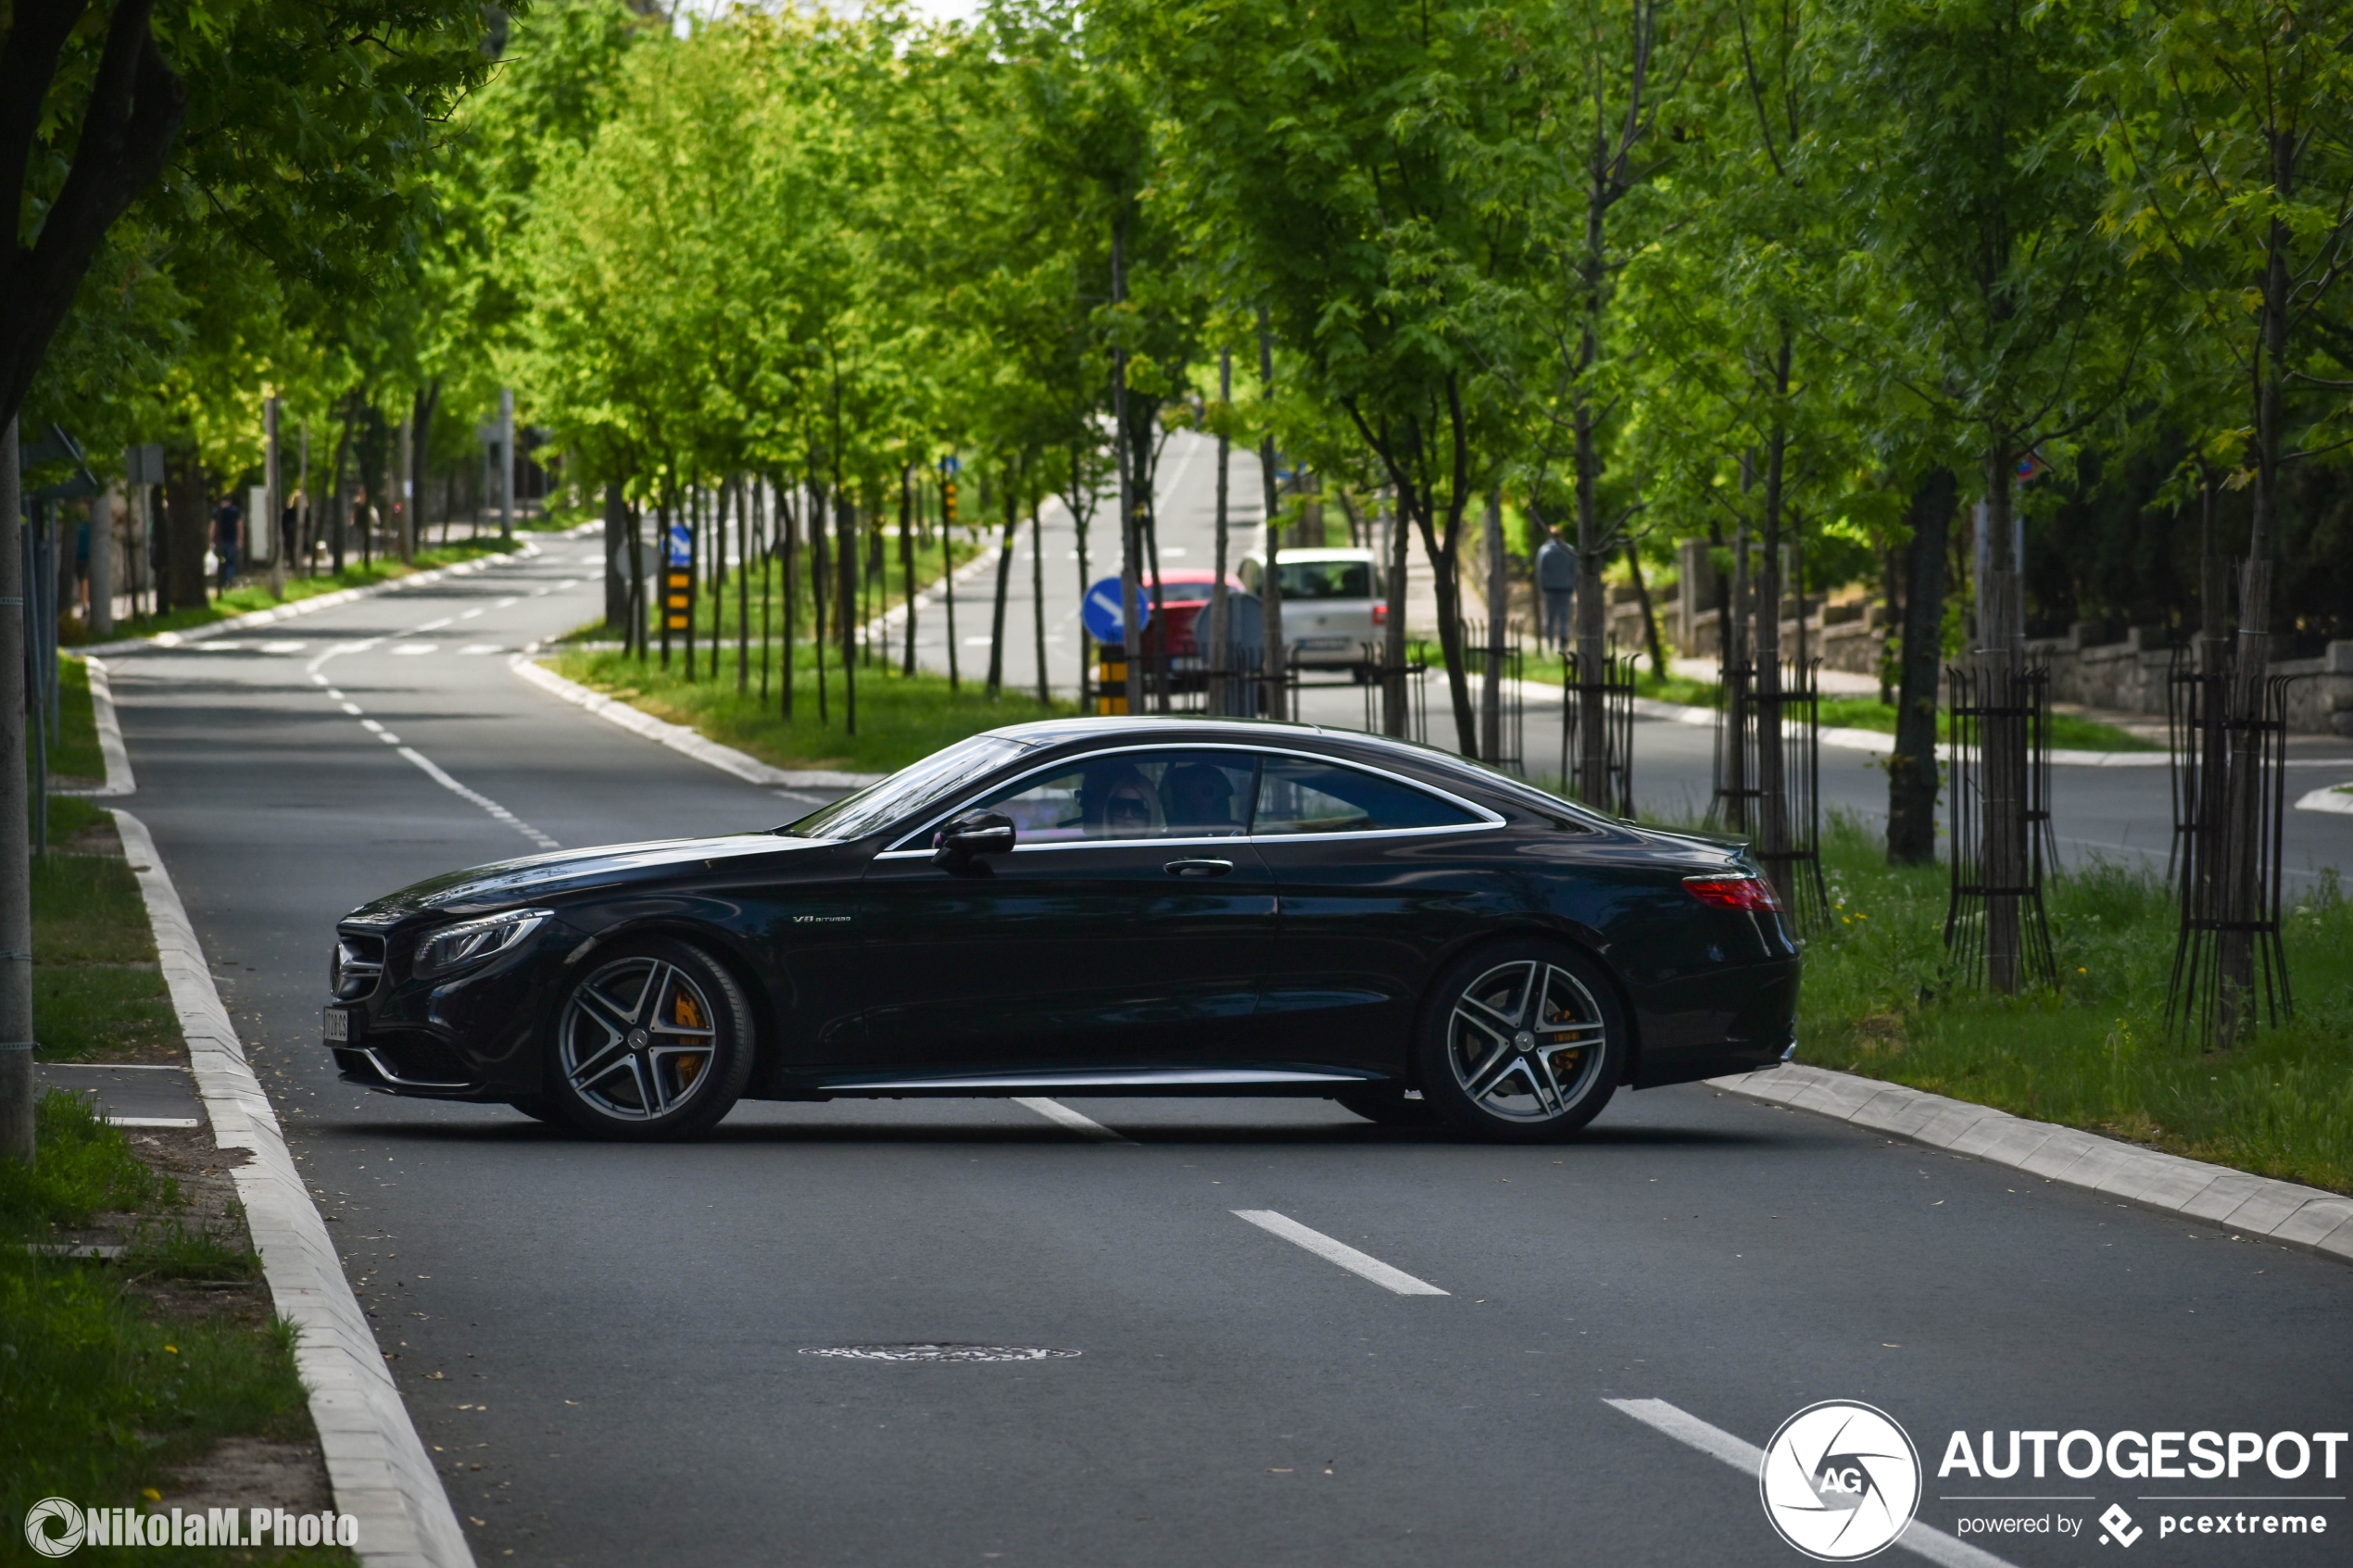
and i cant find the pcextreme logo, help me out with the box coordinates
[1759,1400,1924,1562]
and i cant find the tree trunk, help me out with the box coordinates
[1209,350,1231,716]
[987,476,1016,700]
[900,464,917,677]
[1626,541,1666,677]
[1032,505,1049,709]
[1977,444,2024,993]
[1754,339,1793,904]
[1887,468,1954,865]
[1480,491,1504,764]
[604,481,629,631]
[2215,145,2294,1045]
[1572,384,1608,804]
[163,439,208,610]
[0,419,31,1164]
[837,490,857,734]
[1258,313,1286,721]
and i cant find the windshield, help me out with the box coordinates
[779,734,1034,842]
[1278,560,1375,600]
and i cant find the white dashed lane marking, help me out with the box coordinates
[396,748,559,850]
[1013,1098,1131,1143]
[1603,1399,2020,1568]
[1229,1210,1447,1296]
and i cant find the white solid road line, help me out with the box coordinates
[1012,1097,1132,1143]
[1229,1210,1449,1296]
[396,746,560,851]
[1603,1399,2020,1568]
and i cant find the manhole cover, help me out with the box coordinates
[799,1343,1081,1363]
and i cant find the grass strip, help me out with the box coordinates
[1794,814,2353,1192]
[554,646,1074,776]
[81,536,524,643]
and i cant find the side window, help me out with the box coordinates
[972,751,1258,843]
[1252,756,1481,835]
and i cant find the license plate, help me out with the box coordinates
[322,1008,351,1043]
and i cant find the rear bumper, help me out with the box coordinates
[1626,957,1801,1089]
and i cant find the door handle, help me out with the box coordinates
[1164,859,1235,878]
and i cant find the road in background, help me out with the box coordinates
[96,542,2353,1565]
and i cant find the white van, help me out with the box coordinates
[1239,546,1385,671]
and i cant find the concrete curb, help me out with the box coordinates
[82,537,549,657]
[111,809,476,1568]
[1707,1062,2353,1266]
[56,654,135,797]
[509,655,885,791]
[854,542,1002,649]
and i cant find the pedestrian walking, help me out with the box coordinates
[282,489,301,568]
[1535,525,1577,652]
[211,495,242,596]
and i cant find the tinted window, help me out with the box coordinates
[786,734,1032,842]
[1252,757,1480,835]
[1277,560,1375,600]
[974,750,1258,843]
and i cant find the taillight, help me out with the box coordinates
[1372,603,1388,624]
[1683,873,1784,912]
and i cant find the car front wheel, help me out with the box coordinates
[1416,940,1625,1143]
[547,938,754,1140]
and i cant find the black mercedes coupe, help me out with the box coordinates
[324,718,1797,1142]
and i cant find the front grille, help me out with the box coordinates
[332,933,386,1000]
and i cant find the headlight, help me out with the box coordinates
[413,909,552,978]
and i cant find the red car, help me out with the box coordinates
[1142,569,1248,658]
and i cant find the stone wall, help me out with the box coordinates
[2026,625,2353,738]
[1648,584,2353,737]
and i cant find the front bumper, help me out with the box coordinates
[324,923,573,1101]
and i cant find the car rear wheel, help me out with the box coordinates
[1415,940,1625,1143]
[546,938,753,1141]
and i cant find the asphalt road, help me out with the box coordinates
[104,537,2352,1567]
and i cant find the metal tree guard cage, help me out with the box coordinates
[1462,619,1527,774]
[1351,641,1429,745]
[2167,665,2298,1047]
[1714,659,1830,930]
[1943,664,2058,991]
[1712,658,1757,834]
[1560,652,1634,818]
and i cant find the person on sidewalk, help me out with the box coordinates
[1535,525,1578,653]
[211,495,242,596]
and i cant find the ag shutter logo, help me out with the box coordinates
[24,1499,83,1559]
[1759,1400,1924,1561]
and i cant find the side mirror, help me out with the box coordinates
[932,810,1016,866]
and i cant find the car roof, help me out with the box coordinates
[1149,569,1244,583]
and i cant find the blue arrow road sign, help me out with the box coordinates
[666,520,692,568]
[1082,577,1151,645]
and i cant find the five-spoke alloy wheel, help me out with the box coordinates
[547,938,753,1140]
[1416,940,1625,1142]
